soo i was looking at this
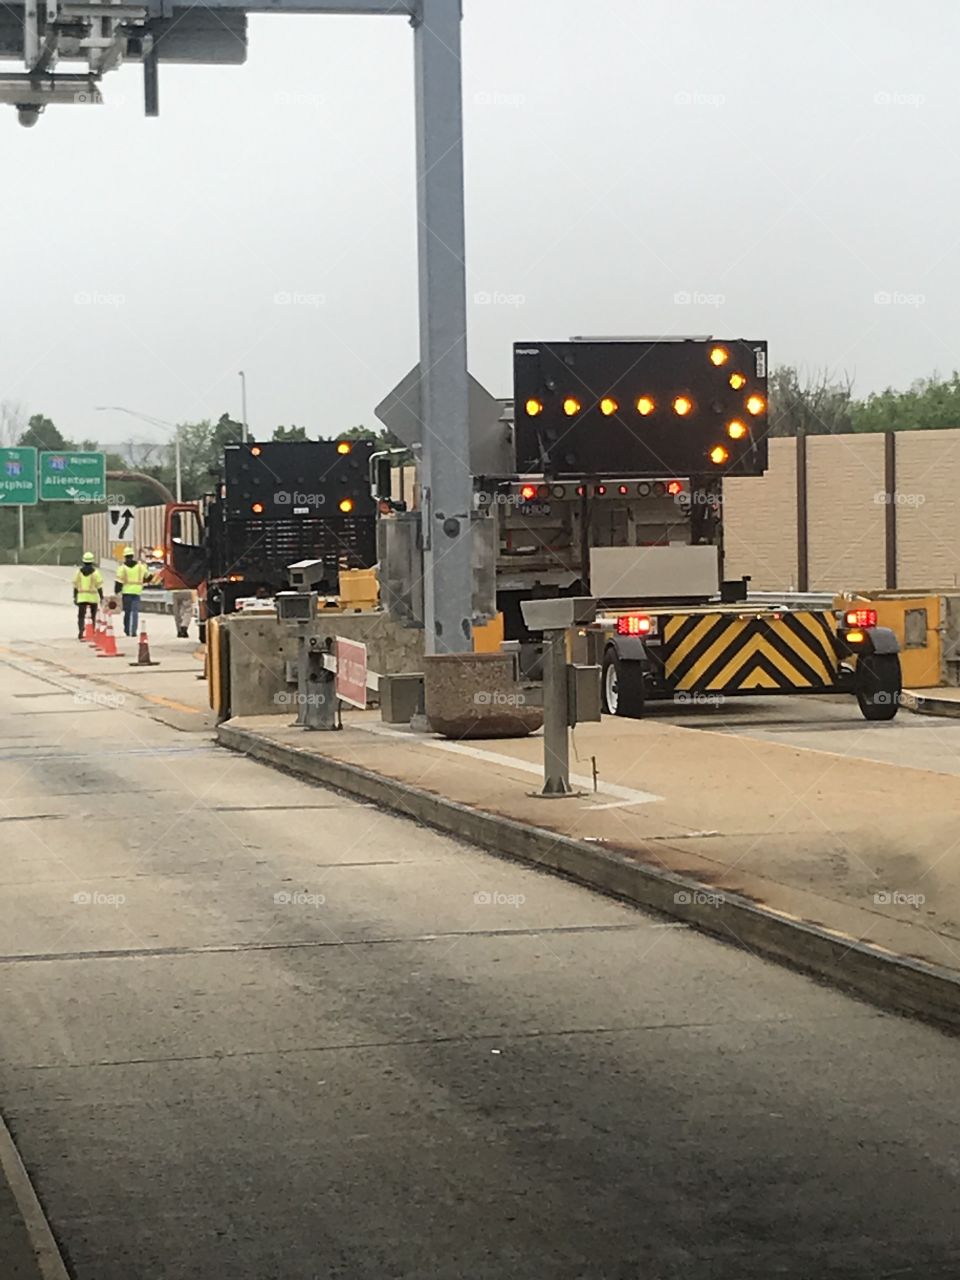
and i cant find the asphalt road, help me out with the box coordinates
[2,593,960,1278]
[643,691,960,775]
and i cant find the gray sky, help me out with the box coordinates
[1,0,958,449]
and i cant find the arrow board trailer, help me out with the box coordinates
[504,337,902,722]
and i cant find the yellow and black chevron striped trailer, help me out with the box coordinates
[598,605,902,722]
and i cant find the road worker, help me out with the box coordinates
[73,552,104,640]
[114,546,153,637]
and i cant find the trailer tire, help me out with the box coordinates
[602,649,645,718]
[856,653,901,721]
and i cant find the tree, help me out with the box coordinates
[18,413,70,451]
[850,373,960,433]
[767,367,854,437]
[335,424,406,449]
[273,424,309,442]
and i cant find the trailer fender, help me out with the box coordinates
[606,634,649,664]
[868,626,900,656]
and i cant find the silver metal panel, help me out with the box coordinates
[375,364,512,476]
[590,545,720,601]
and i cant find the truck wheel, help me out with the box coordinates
[856,653,901,721]
[602,649,645,718]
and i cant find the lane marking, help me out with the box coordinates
[357,723,663,807]
[0,1115,71,1280]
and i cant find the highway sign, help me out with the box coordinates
[108,505,136,542]
[335,636,368,709]
[0,447,38,505]
[39,450,106,502]
[375,365,511,475]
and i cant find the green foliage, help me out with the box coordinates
[336,424,405,449]
[18,413,68,451]
[273,424,310,442]
[850,374,960,433]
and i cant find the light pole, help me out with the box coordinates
[95,406,182,501]
[238,371,248,442]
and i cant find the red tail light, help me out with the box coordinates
[616,614,653,637]
[844,608,878,628]
[520,484,537,501]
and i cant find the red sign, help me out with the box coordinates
[335,637,368,709]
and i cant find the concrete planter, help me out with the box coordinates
[423,652,542,739]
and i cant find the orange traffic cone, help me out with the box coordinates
[92,611,105,649]
[130,628,160,667]
[83,618,94,642]
[97,612,121,658]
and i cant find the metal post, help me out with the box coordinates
[884,431,897,590]
[540,627,573,796]
[174,428,182,502]
[239,371,248,443]
[413,0,472,655]
[17,504,24,553]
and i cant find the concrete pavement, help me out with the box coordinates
[4,578,960,1276]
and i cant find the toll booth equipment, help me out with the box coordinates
[520,597,602,797]
[513,338,769,478]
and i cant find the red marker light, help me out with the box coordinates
[595,484,607,496]
[616,614,653,637]
[576,485,586,497]
[520,484,537,501]
[667,480,683,496]
[618,484,629,496]
[845,608,878,628]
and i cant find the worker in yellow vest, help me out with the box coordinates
[73,552,104,639]
[114,547,153,637]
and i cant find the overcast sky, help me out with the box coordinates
[1,0,958,449]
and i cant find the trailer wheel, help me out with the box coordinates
[856,653,902,721]
[602,649,645,718]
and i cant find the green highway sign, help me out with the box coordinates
[0,447,38,506]
[39,450,106,502]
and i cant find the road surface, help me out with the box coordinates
[1,589,959,1278]
[645,690,960,775]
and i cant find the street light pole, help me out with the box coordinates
[94,406,182,501]
[239,371,248,443]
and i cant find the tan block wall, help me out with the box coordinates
[896,429,960,589]
[723,437,798,590]
[807,434,886,592]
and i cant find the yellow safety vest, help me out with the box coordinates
[73,568,103,604]
[117,562,149,596]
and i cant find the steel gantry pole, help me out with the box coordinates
[413,0,473,655]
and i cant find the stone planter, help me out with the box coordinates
[423,652,543,739]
